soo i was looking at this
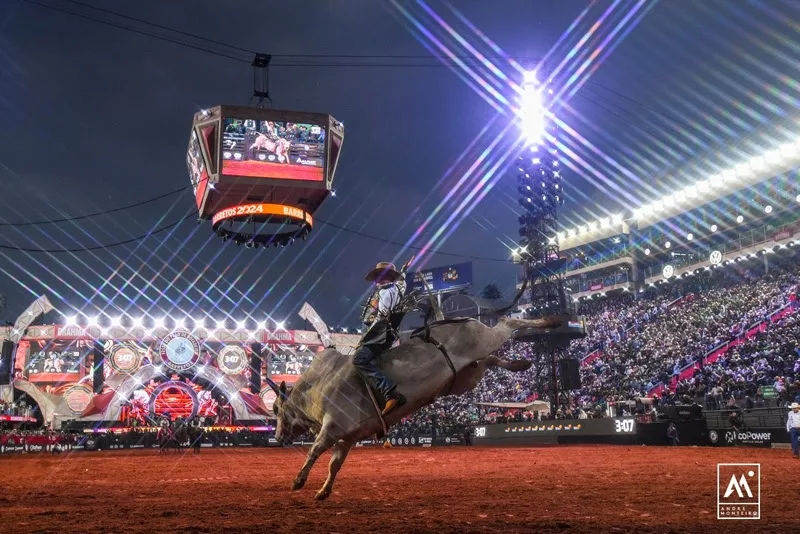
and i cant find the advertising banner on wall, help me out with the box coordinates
[708,429,776,448]
[408,263,473,294]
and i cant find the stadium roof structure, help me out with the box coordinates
[557,136,800,250]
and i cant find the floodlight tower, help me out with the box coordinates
[512,69,584,415]
[515,70,569,318]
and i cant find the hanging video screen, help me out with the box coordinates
[221,118,326,181]
[25,339,88,383]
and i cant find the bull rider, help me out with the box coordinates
[353,257,414,416]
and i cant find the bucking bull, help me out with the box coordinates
[249,133,290,163]
[267,298,559,500]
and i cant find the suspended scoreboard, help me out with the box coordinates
[188,105,344,247]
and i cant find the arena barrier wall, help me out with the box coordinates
[472,418,639,446]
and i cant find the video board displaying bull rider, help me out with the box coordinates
[24,339,88,383]
[222,118,326,181]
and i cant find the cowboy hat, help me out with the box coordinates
[790,402,800,410]
[365,261,402,283]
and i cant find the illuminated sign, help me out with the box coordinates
[211,203,313,227]
[265,330,295,345]
[710,250,722,265]
[221,118,325,181]
[216,345,248,375]
[64,384,93,415]
[614,419,635,433]
[109,345,140,374]
[159,331,200,372]
[662,264,675,279]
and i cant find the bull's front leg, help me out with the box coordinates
[292,433,335,491]
[315,440,353,501]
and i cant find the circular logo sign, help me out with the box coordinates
[109,345,140,374]
[216,345,248,375]
[662,264,675,279]
[709,250,722,265]
[64,384,93,414]
[260,389,277,413]
[709,430,718,444]
[159,331,200,372]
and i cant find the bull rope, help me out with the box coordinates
[362,377,392,448]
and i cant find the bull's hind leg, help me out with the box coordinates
[315,441,352,501]
[292,434,335,491]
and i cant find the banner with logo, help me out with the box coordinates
[264,330,295,345]
[408,263,473,294]
[708,429,775,448]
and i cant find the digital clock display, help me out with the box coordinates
[614,419,635,433]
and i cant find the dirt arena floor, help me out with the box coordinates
[1,445,798,533]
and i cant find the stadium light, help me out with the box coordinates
[687,233,694,241]
[664,241,672,249]
[710,224,718,232]
[154,317,165,329]
[88,316,99,327]
[257,321,267,331]
[644,248,651,255]
[236,320,246,330]
[629,137,800,222]
[110,316,122,327]
[736,215,744,223]
[764,205,773,214]
[611,213,623,225]
[132,317,143,329]
[175,318,185,330]
[193,317,205,329]
[796,193,800,203]
[519,71,546,146]
[216,319,225,330]
[275,320,286,330]
[65,315,77,326]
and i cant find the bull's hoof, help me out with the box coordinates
[504,359,532,372]
[315,488,331,501]
[291,478,306,491]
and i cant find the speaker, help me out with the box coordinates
[249,343,262,394]
[0,341,14,385]
[92,342,105,393]
[558,358,581,391]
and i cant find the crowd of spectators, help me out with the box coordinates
[391,259,799,433]
[674,312,800,408]
[0,400,34,418]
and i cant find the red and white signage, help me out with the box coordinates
[264,330,295,345]
[54,326,91,339]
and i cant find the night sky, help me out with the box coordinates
[0,0,798,328]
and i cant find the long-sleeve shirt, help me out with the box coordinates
[787,410,800,432]
[376,276,406,321]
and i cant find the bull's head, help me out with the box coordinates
[267,379,307,446]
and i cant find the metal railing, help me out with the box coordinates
[566,271,632,293]
[642,219,800,279]
[704,407,788,430]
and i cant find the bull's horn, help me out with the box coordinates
[493,279,528,316]
[264,377,286,400]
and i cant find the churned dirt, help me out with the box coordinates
[1,445,797,533]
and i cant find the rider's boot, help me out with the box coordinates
[381,389,406,416]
